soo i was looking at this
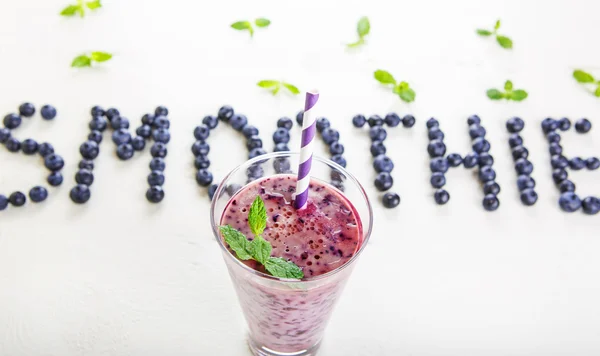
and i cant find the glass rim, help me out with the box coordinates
[210,151,374,283]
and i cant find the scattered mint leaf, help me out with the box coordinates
[271,85,281,95]
[60,4,80,16]
[231,21,254,37]
[476,29,492,36]
[504,80,513,91]
[347,38,365,48]
[60,0,100,17]
[282,82,300,95]
[375,70,415,103]
[494,19,501,31]
[573,69,595,83]
[510,89,528,101]
[265,257,304,279]
[486,80,527,101]
[374,70,396,85]
[476,19,512,49]
[248,195,267,236]
[257,80,279,88]
[220,225,253,260]
[595,87,600,97]
[357,16,370,37]
[255,18,271,28]
[91,51,112,62]
[257,80,300,96]
[250,235,272,265]
[397,83,416,102]
[71,55,92,67]
[85,0,101,10]
[496,35,513,49]
[486,89,504,100]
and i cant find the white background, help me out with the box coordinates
[0,0,599,355]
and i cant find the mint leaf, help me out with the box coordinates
[255,18,270,28]
[282,82,300,95]
[257,80,279,88]
[504,80,513,91]
[220,225,253,260]
[595,86,600,97]
[494,19,501,31]
[85,0,101,10]
[60,4,80,16]
[231,21,253,36]
[91,51,112,62]
[486,89,503,100]
[71,55,91,67]
[265,257,304,279]
[374,70,396,85]
[496,35,512,49]
[357,16,370,37]
[476,29,492,36]
[250,235,271,265]
[271,85,281,95]
[573,70,595,83]
[248,196,267,236]
[510,89,528,101]
[347,38,365,48]
[397,84,416,103]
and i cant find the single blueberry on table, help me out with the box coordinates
[105,108,120,121]
[218,105,234,122]
[430,172,446,188]
[229,114,248,131]
[374,172,394,191]
[384,113,401,127]
[246,135,263,150]
[141,113,155,126]
[148,171,165,186]
[3,113,22,129]
[369,126,387,141]
[131,136,146,151]
[478,153,494,166]
[5,137,21,152]
[508,134,523,148]
[149,158,166,171]
[246,164,264,179]
[196,169,213,186]
[546,131,561,143]
[463,153,479,168]
[427,140,446,158]
[112,128,131,145]
[552,169,568,185]
[193,125,210,140]
[520,189,538,206]
[153,116,170,129]
[402,114,416,128]
[194,155,210,169]
[482,194,500,211]
[483,181,501,195]
[586,157,600,170]
[273,157,291,173]
[191,141,209,156]
[47,172,63,186]
[0,195,7,211]
[155,106,169,117]
[9,192,26,206]
[0,128,10,143]
[79,159,94,170]
[19,102,35,117]
[447,153,462,167]
[382,192,400,208]
[110,116,130,130]
[550,155,569,169]
[321,128,340,144]
[89,116,107,131]
[329,142,344,155]
[506,117,525,133]
[116,143,134,160]
[374,155,395,173]
[569,157,586,170]
[434,189,450,205]
[430,157,449,173]
[136,125,152,139]
[151,142,168,158]
[515,158,534,175]
[582,196,600,215]
[152,128,171,143]
[21,139,38,155]
[88,130,103,144]
[575,118,592,133]
[208,184,219,201]
[558,180,576,193]
[316,117,331,132]
[467,115,481,125]
[277,117,293,131]
[296,111,304,125]
[541,118,558,133]
[75,169,94,186]
[80,140,100,159]
[428,127,444,140]
[469,124,486,139]
[242,125,260,139]
[29,186,48,203]
[45,154,66,171]
[331,154,347,168]
[559,192,581,212]
[91,106,104,117]
[367,115,384,127]
[248,148,266,159]
[472,137,491,153]
[202,115,219,129]
[146,186,165,203]
[273,128,290,144]
[549,143,562,156]
[370,141,386,156]
[352,114,366,128]
[226,184,242,196]
[426,118,439,129]
[517,175,536,191]
[558,117,571,131]
[478,166,497,182]
[274,143,289,152]
[511,146,529,161]
[41,105,57,120]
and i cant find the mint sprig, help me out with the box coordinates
[476,19,513,49]
[71,51,112,68]
[347,17,370,48]
[374,70,415,103]
[257,80,300,96]
[487,80,528,101]
[573,69,600,97]
[231,18,271,38]
[220,196,304,279]
[60,0,101,17]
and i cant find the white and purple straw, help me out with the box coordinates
[294,90,319,210]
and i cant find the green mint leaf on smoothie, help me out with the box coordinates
[248,195,267,236]
[220,225,253,260]
[476,19,512,49]
[265,257,304,279]
[347,16,370,48]
[250,235,272,265]
[255,18,271,28]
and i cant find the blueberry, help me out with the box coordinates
[151,142,168,158]
[430,157,449,173]
[91,106,104,117]
[483,182,501,196]
[3,113,21,129]
[402,114,416,128]
[208,184,219,201]
[105,108,120,121]
[201,115,218,130]
[193,125,210,140]
[153,116,170,129]
[384,113,401,127]
[246,135,263,150]
[218,105,234,122]
[130,136,144,151]
[274,143,289,152]
[89,116,107,131]
[196,169,213,186]
[582,196,600,215]
[508,134,523,148]
[369,126,387,141]
[569,157,586,170]
[382,192,400,208]
[246,164,264,179]
[468,124,486,139]
[79,159,94,170]
[368,115,384,127]
[80,140,100,159]
[28,186,48,203]
[230,114,248,131]
[19,102,35,117]
[41,105,57,120]
[226,184,242,196]
[88,130,103,144]
[321,128,340,144]
[374,155,394,173]
[559,192,581,212]
[273,157,291,173]
[241,125,259,139]
[558,180,576,193]
[517,175,536,191]
[506,117,525,133]
[248,148,266,159]
[482,194,500,211]
[21,139,38,155]
[515,158,533,175]
[194,155,210,169]
[558,117,571,131]
[116,143,134,160]
[550,155,568,169]
[430,172,446,188]
[552,169,568,185]
[511,146,529,161]
[546,131,561,143]
[69,185,91,204]
[155,106,168,117]
[191,141,209,156]
[331,154,347,168]
[149,158,166,171]
[110,116,130,130]
[9,192,26,206]
[136,125,152,139]
[541,118,558,133]
[329,142,344,155]
[520,189,538,206]
[549,143,562,156]
[426,118,439,129]
[272,117,292,131]
[467,115,481,125]
[316,117,330,132]
[112,128,131,145]
[352,114,366,128]
[148,171,165,186]
[575,118,592,133]
[479,166,496,182]
[75,169,94,186]
[273,128,290,144]
[151,128,170,144]
[370,141,386,156]
[434,189,450,205]
[146,186,165,203]
[447,153,462,167]
[427,140,446,158]
[586,157,600,170]
[141,113,155,126]
[47,172,63,186]
[36,143,54,158]
[44,154,65,171]
[296,111,304,125]
[0,195,7,211]
[428,127,445,140]
[374,172,394,191]
[0,128,10,143]
[463,153,479,168]
[472,137,490,153]
[478,153,494,166]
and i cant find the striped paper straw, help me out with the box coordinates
[294,90,319,210]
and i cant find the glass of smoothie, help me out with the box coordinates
[211,152,373,356]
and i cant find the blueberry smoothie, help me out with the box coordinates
[220,174,363,354]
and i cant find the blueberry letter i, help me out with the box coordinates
[506,117,537,206]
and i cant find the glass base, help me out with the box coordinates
[247,336,321,356]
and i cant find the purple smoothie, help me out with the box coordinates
[220,174,363,353]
